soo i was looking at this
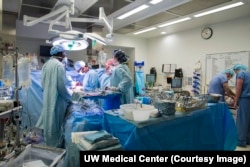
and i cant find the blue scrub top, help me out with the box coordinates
[208,73,227,101]
[236,71,250,97]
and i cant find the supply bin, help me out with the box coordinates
[5,144,65,167]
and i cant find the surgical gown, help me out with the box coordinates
[208,73,227,101]
[110,64,134,104]
[82,69,99,91]
[36,58,71,147]
[235,71,250,147]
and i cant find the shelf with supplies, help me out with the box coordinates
[162,64,177,73]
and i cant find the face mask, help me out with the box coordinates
[62,57,68,66]
[78,71,85,75]
[113,61,119,66]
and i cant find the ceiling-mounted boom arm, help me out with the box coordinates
[99,7,113,34]
[23,5,71,27]
[23,0,113,46]
[23,5,113,36]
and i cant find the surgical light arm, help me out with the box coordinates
[23,5,70,27]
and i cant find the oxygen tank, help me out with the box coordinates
[18,56,31,88]
[2,55,14,87]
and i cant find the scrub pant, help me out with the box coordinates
[236,97,250,146]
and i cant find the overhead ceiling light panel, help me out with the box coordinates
[149,0,163,5]
[117,5,149,20]
[158,17,191,28]
[134,27,157,35]
[52,38,89,51]
[194,2,244,18]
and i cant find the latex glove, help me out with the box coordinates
[105,86,119,91]
[110,86,119,91]
[67,88,73,96]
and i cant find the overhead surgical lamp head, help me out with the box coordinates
[52,38,89,51]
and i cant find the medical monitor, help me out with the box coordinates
[171,78,182,88]
[146,74,156,83]
[40,45,52,57]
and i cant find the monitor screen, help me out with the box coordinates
[40,45,52,57]
[171,78,182,88]
[146,74,156,83]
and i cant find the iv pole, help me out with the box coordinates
[10,47,22,149]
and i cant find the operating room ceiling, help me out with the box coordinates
[1,0,250,39]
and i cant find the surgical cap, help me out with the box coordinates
[74,61,85,71]
[233,64,247,71]
[106,59,114,66]
[50,45,65,56]
[113,49,128,63]
[85,63,92,68]
[222,69,235,77]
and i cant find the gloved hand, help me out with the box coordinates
[110,86,119,91]
[105,86,119,91]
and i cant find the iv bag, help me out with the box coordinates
[18,57,31,88]
[98,50,107,66]
[2,55,14,87]
[30,53,39,70]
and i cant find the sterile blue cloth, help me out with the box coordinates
[103,103,237,150]
[63,101,104,167]
[83,130,112,144]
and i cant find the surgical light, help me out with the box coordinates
[52,38,89,51]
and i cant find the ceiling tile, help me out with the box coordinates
[168,0,233,15]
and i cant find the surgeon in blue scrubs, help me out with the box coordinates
[106,49,134,104]
[78,62,99,91]
[36,45,72,147]
[99,58,114,90]
[208,69,235,101]
[233,64,250,147]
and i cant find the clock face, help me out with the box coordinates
[201,27,213,39]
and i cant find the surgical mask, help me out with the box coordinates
[113,61,119,66]
[79,71,85,75]
[108,66,116,75]
[62,57,68,66]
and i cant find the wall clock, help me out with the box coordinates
[201,27,213,39]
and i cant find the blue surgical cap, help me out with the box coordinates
[74,61,85,71]
[50,45,65,55]
[222,69,235,77]
[233,64,247,71]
